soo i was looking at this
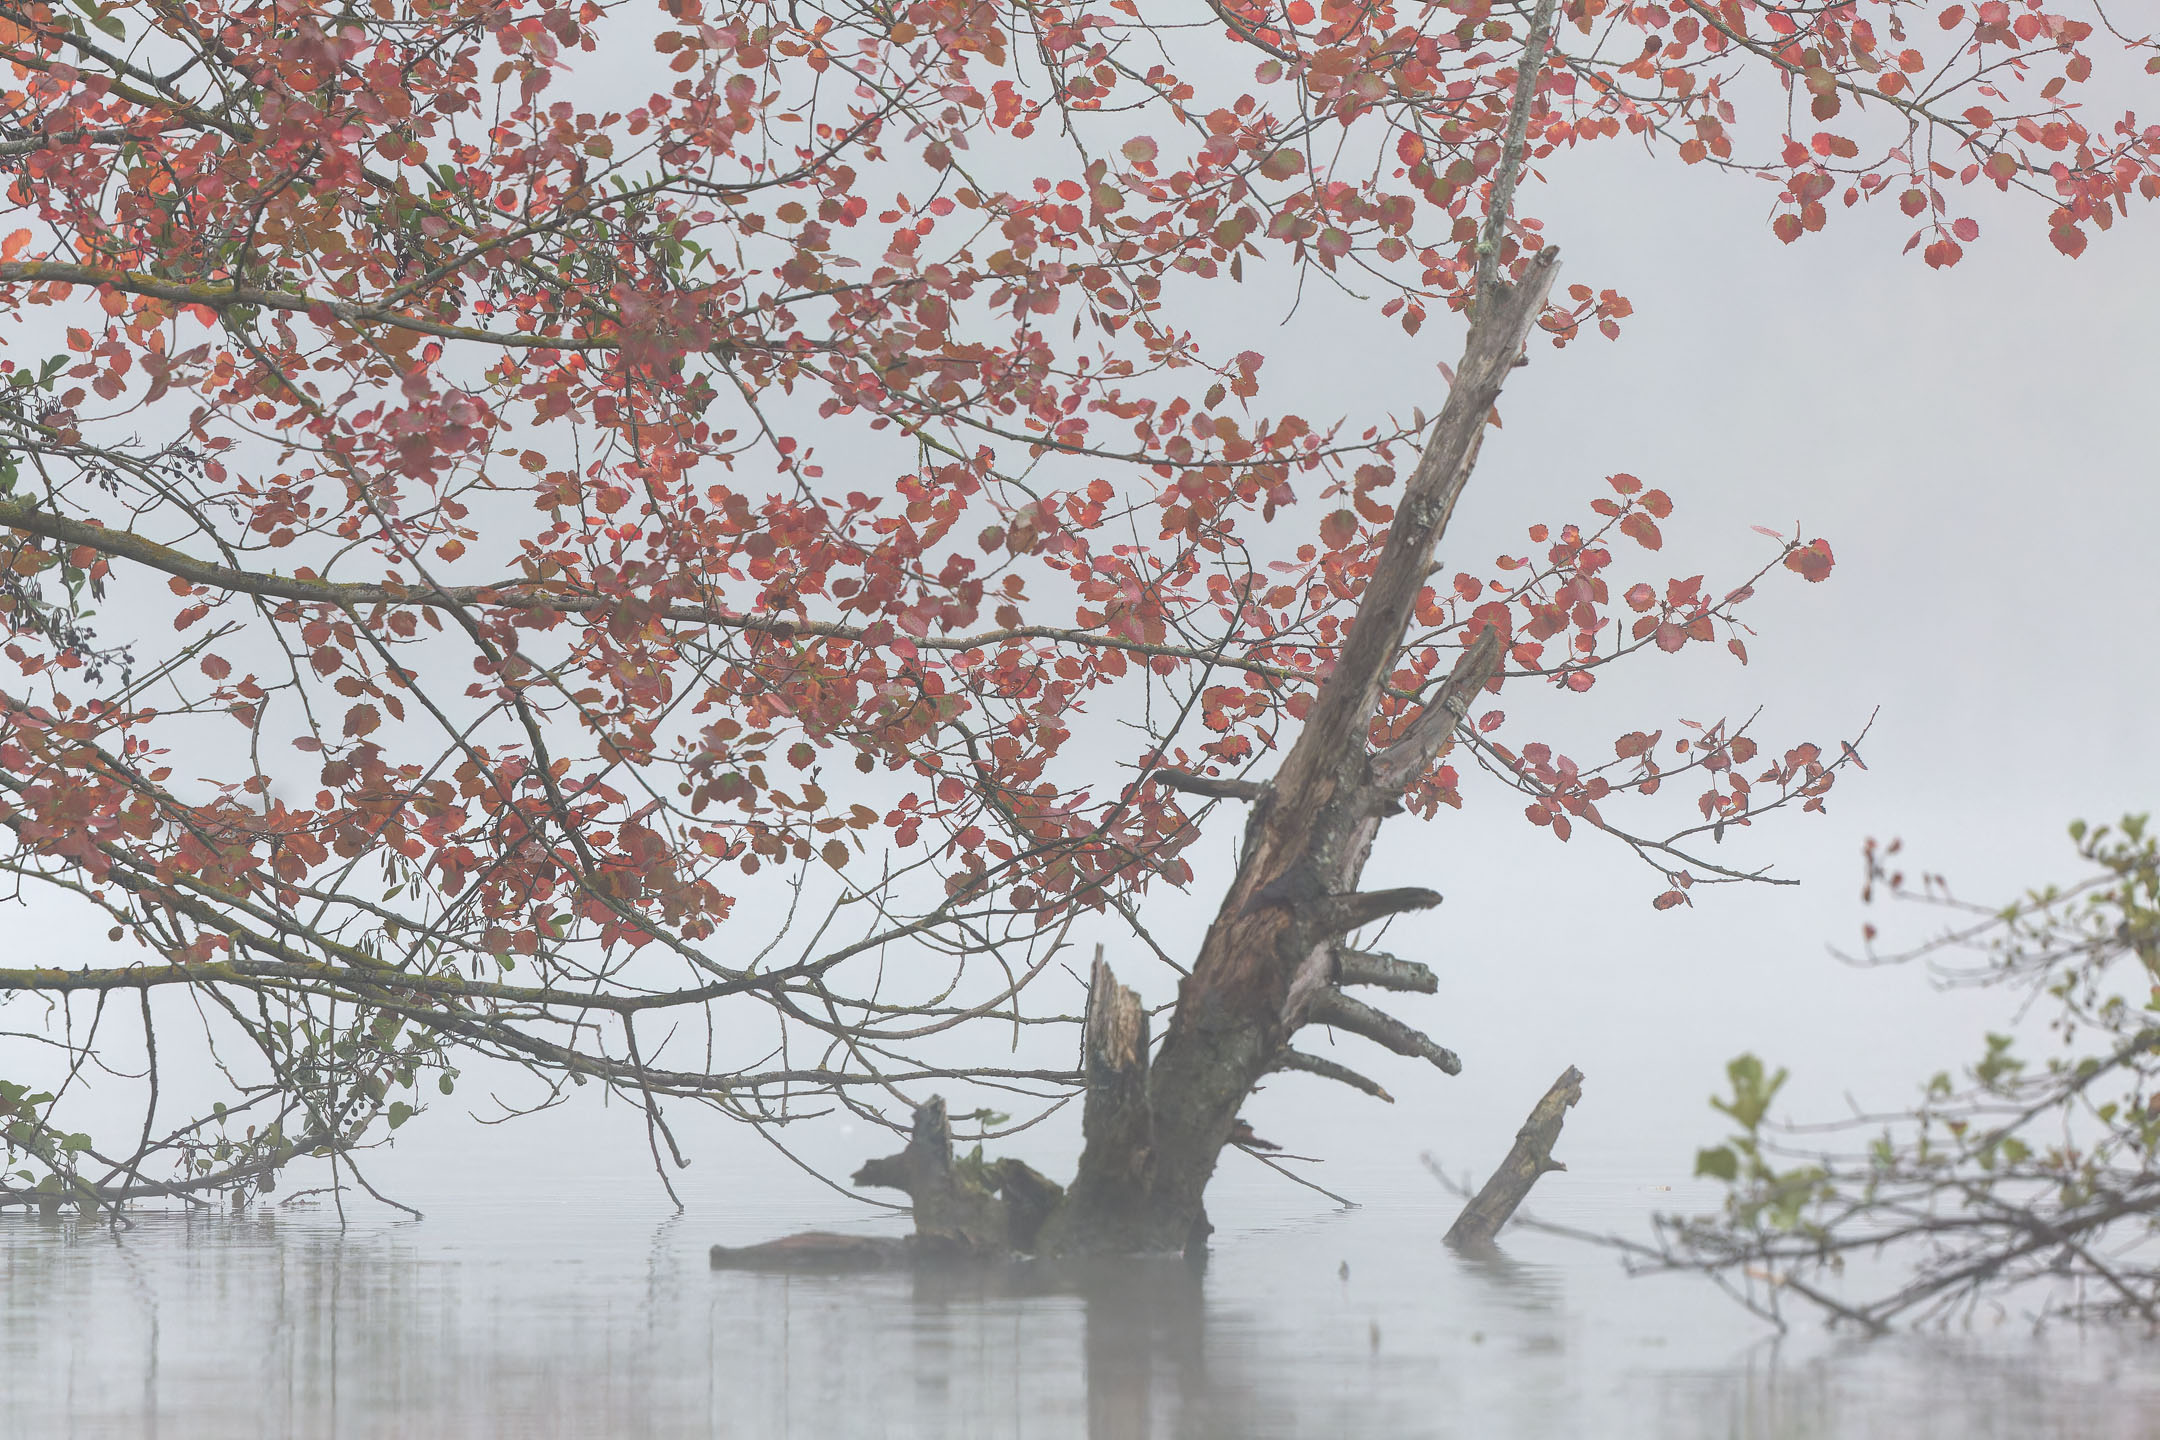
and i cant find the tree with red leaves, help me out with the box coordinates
[0,0,2147,1242]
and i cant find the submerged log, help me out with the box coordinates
[708,1232,914,1271]
[1443,1066,1583,1250]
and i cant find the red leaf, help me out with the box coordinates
[1624,583,1656,613]
[1783,538,1835,583]
[1619,513,1663,551]
[1652,889,1689,910]
[1320,508,1358,549]
[2050,224,2087,258]
[344,705,380,738]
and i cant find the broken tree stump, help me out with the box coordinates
[1032,950,1157,1257]
[1443,1066,1583,1250]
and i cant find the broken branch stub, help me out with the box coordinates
[1334,948,1438,994]
[1443,1066,1584,1249]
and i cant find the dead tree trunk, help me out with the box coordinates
[1041,250,1565,1255]
[791,253,1563,1264]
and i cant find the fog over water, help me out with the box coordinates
[8,89,2159,1440]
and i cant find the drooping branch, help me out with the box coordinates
[1271,1047,1394,1103]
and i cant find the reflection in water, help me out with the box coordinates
[3,1202,2155,1440]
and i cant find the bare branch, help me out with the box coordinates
[1272,1047,1395,1103]
[1306,989,1461,1075]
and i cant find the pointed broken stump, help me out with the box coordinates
[1443,1066,1583,1250]
[1030,951,1161,1257]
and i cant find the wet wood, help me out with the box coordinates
[1443,1066,1583,1250]
[708,1232,914,1271]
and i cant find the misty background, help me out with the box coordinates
[7,39,2158,1439]
[142,129,2140,1224]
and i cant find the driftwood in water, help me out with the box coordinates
[709,1231,915,1271]
[1443,1066,1583,1249]
[711,1095,1065,1270]
[851,1094,1066,1254]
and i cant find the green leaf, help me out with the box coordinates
[1709,1053,1788,1131]
[1695,1145,1739,1182]
[387,1102,416,1130]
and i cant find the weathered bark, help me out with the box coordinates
[1334,947,1437,994]
[1051,249,1563,1254]
[1443,1066,1584,1249]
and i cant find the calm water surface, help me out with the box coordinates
[3,1163,2154,1439]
